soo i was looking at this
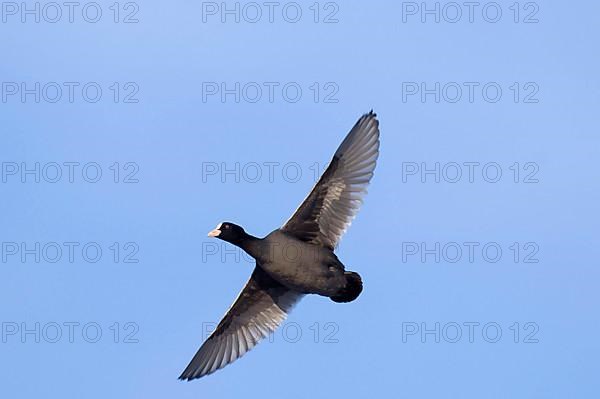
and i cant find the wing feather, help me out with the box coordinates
[282,111,380,249]
[179,266,303,380]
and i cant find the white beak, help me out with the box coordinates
[207,223,223,237]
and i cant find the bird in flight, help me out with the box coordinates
[180,111,380,380]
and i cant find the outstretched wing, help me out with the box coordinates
[179,266,303,380]
[281,111,380,250]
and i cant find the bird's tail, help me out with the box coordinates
[330,271,363,303]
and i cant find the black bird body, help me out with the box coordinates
[180,111,380,380]
[239,229,347,297]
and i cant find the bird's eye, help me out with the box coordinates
[225,225,230,229]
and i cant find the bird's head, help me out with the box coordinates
[207,222,246,244]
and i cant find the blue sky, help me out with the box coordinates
[1,1,598,398]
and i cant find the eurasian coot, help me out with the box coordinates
[180,111,380,380]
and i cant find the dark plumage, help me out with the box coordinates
[179,111,380,380]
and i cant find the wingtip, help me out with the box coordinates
[179,368,203,381]
[179,373,200,382]
[362,110,379,128]
[362,110,378,124]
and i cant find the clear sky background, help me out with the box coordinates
[1,1,598,398]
